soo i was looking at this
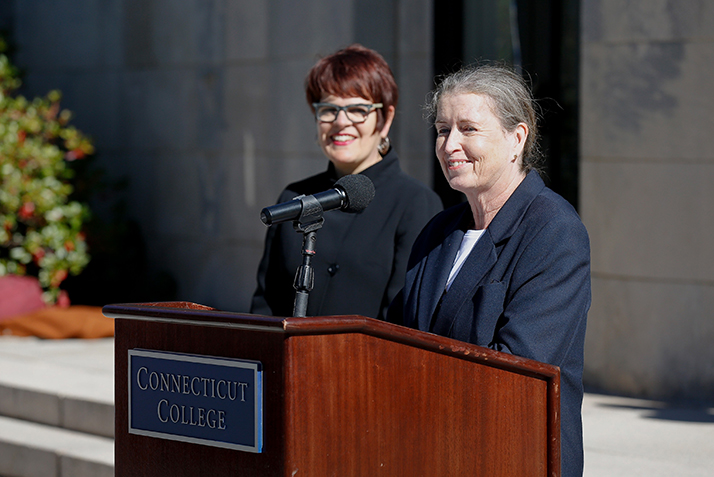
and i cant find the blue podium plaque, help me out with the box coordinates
[128,349,263,453]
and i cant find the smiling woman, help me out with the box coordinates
[434,92,527,229]
[250,44,442,321]
[388,64,590,477]
[313,96,388,176]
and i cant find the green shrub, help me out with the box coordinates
[0,36,94,304]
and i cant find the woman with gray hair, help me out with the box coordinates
[389,64,590,476]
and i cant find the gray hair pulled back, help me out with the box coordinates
[426,64,543,173]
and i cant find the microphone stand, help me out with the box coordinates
[291,194,325,317]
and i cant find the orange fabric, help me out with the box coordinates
[0,305,113,339]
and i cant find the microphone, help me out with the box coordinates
[260,174,375,226]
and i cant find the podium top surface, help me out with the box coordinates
[104,301,558,381]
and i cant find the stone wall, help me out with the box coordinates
[580,0,714,399]
[9,0,713,400]
[8,0,435,312]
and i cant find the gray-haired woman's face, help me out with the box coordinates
[434,93,527,197]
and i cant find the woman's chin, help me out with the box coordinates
[446,176,473,193]
[326,157,360,175]
[328,155,357,168]
[329,152,381,175]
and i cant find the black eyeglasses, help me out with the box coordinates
[312,103,383,123]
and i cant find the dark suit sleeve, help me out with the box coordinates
[492,212,590,367]
[250,189,296,317]
[381,190,442,321]
[491,210,590,477]
[386,290,403,325]
[249,221,278,316]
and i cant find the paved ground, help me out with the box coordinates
[0,336,712,476]
[582,391,714,476]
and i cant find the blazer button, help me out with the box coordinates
[327,264,340,276]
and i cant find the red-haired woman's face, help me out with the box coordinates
[316,94,393,176]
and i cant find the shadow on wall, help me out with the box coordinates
[54,120,178,306]
[62,215,177,307]
[61,156,177,306]
[586,388,714,424]
[601,43,684,135]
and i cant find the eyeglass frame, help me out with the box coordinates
[312,102,383,124]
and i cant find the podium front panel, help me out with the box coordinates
[108,304,559,477]
[284,332,549,476]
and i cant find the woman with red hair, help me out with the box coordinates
[251,44,442,319]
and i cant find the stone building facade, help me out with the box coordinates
[580,0,714,400]
[2,0,713,400]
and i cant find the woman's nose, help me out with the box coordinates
[333,109,352,127]
[443,131,461,153]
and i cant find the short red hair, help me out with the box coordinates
[305,44,398,130]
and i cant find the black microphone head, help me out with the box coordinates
[334,174,375,213]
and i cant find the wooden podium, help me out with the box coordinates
[105,302,560,476]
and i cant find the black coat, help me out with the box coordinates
[251,149,443,320]
[389,170,591,476]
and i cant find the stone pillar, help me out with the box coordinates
[580,0,714,399]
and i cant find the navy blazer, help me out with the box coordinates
[389,170,591,476]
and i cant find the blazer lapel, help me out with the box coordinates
[429,170,546,338]
[411,206,471,331]
[430,231,497,336]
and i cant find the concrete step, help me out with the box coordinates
[0,415,113,477]
[0,337,114,438]
[0,382,114,439]
[0,336,115,476]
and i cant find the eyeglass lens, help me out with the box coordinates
[315,104,379,123]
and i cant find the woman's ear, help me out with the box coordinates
[513,122,528,157]
[380,105,396,137]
